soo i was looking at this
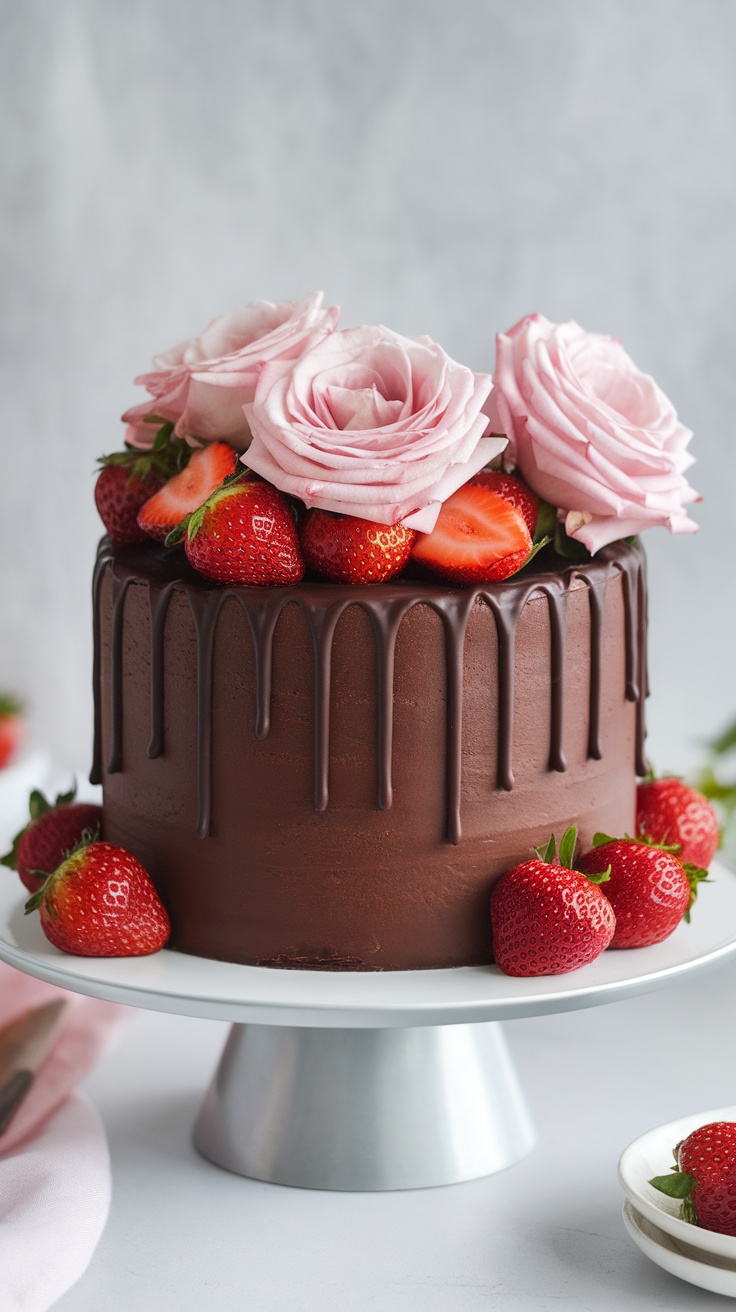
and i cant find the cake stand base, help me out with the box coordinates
[193,1019,535,1190]
[2,863,736,1193]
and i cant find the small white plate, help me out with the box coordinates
[623,1200,736,1297]
[619,1103,736,1262]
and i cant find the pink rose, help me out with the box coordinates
[122,292,340,451]
[243,325,503,531]
[488,314,700,553]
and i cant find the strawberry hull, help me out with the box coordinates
[92,536,647,971]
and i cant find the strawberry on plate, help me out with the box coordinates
[650,1122,736,1235]
[25,838,170,957]
[137,441,238,542]
[178,473,304,586]
[490,826,616,976]
[1,786,103,893]
[577,835,707,948]
[300,511,415,585]
[636,776,720,870]
[0,695,24,769]
[411,481,533,584]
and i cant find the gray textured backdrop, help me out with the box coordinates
[1,0,734,775]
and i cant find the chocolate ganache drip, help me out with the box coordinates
[91,538,648,844]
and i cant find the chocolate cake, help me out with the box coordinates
[92,536,647,970]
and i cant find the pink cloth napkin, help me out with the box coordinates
[0,961,125,1311]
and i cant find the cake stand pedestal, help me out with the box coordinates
[1,862,735,1192]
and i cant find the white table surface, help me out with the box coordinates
[46,952,736,1312]
[4,761,735,1310]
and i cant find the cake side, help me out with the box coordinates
[94,538,646,970]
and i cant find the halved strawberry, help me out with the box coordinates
[470,470,539,538]
[411,483,533,584]
[137,442,239,542]
[300,511,415,585]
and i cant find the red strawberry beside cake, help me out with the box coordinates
[14,293,712,968]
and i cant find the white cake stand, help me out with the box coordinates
[2,863,736,1192]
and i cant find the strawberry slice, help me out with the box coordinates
[137,441,238,542]
[470,470,539,537]
[411,482,532,584]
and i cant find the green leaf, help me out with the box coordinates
[558,825,578,870]
[164,516,190,547]
[649,1171,698,1200]
[583,865,611,885]
[533,500,556,544]
[185,504,208,543]
[151,421,175,452]
[24,884,47,914]
[708,717,736,758]
[535,834,557,863]
[681,1196,698,1225]
[683,864,712,921]
[553,521,592,563]
[520,536,551,571]
[0,693,23,717]
[592,832,616,848]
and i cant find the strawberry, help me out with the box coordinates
[490,826,615,976]
[650,1122,736,1235]
[576,835,708,948]
[1,786,103,893]
[0,695,24,769]
[300,511,415,585]
[178,473,304,586]
[470,470,539,537]
[137,441,238,542]
[411,482,533,584]
[95,422,190,544]
[636,776,720,869]
[25,839,170,957]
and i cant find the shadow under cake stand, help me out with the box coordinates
[1,862,735,1192]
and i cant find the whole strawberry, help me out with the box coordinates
[25,839,170,956]
[300,511,415,585]
[0,695,24,769]
[95,462,166,545]
[177,474,304,586]
[1,786,103,893]
[490,826,616,976]
[577,835,708,948]
[637,776,720,869]
[95,422,191,544]
[650,1122,736,1235]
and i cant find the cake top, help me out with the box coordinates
[94,294,699,588]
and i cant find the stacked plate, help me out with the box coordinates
[619,1103,736,1297]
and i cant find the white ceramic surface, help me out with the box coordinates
[0,859,735,1028]
[619,1102,736,1262]
[622,1200,736,1298]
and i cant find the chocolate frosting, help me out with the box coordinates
[92,538,646,970]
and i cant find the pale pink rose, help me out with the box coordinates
[243,326,503,531]
[122,292,340,451]
[488,314,700,553]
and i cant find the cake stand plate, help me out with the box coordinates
[1,862,735,1192]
